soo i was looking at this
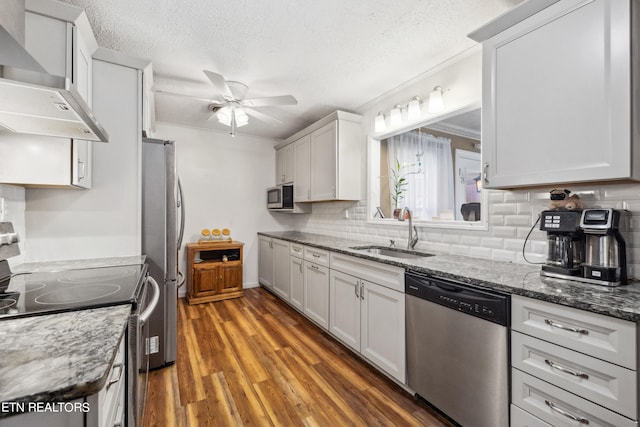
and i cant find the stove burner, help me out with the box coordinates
[0,297,17,311]
[35,284,122,305]
[23,282,46,293]
[58,267,136,284]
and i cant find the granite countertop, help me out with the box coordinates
[0,305,130,412]
[259,231,640,322]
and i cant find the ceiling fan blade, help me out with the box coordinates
[154,89,221,104]
[245,108,283,126]
[242,95,297,107]
[203,70,234,100]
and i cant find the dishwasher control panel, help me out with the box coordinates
[405,271,510,325]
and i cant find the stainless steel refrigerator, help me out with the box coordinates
[142,137,185,369]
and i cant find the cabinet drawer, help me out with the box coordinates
[512,295,637,369]
[330,252,404,292]
[304,246,330,267]
[512,369,637,427]
[290,243,304,258]
[511,404,552,427]
[512,331,637,418]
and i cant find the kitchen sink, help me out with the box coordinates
[349,246,434,260]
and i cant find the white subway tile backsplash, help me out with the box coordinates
[492,226,517,239]
[490,203,517,215]
[504,215,531,227]
[296,182,640,279]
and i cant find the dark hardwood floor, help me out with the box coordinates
[143,287,453,426]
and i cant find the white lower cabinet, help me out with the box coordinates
[289,245,304,311]
[329,254,405,383]
[272,239,290,301]
[258,236,290,297]
[511,404,552,427]
[512,369,636,427]
[303,260,329,329]
[511,295,639,427]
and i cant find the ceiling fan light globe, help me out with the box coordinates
[235,108,249,126]
[217,106,233,126]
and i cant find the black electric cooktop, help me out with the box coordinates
[0,264,147,320]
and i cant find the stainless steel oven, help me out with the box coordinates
[128,274,159,427]
[267,184,294,210]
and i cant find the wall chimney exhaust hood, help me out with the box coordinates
[0,0,108,142]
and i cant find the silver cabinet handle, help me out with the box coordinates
[482,162,489,184]
[355,281,360,298]
[77,159,86,180]
[545,359,589,379]
[545,319,589,335]
[545,400,589,424]
[312,254,321,258]
[360,282,364,300]
[140,276,160,326]
[310,264,319,270]
[107,363,123,389]
[299,262,303,274]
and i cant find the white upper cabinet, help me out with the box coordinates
[275,143,294,184]
[0,0,98,188]
[474,0,639,188]
[282,110,363,202]
[293,134,311,202]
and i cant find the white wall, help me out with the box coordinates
[293,48,640,279]
[153,122,299,292]
[24,59,141,261]
[0,184,26,267]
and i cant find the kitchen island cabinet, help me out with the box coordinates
[472,0,640,188]
[186,241,244,304]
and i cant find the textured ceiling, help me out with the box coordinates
[62,0,522,140]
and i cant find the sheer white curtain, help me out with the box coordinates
[387,131,454,220]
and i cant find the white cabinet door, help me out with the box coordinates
[275,144,294,184]
[482,0,632,188]
[360,280,406,383]
[289,255,304,311]
[303,261,329,330]
[329,270,361,352]
[72,140,92,188]
[310,121,338,201]
[258,236,274,289]
[272,239,290,301]
[72,25,93,106]
[293,135,311,202]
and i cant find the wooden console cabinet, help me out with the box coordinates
[186,241,244,304]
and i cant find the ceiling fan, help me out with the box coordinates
[156,70,297,137]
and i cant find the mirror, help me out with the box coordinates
[368,105,487,229]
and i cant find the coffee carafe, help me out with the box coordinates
[580,208,629,286]
[540,210,584,279]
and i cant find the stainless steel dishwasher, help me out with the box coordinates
[405,271,510,427]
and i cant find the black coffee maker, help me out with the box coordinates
[540,210,585,279]
[580,208,629,286]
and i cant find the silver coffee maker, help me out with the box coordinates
[580,208,630,286]
[540,210,584,279]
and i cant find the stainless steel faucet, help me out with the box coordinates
[398,207,419,249]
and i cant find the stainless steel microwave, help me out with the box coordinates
[267,184,294,210]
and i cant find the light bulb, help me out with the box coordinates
[217,106,232,126]
[235,108,249,127]
[374,112,386,132]
[428,86,444,113]
[407,97,422,120]
[390,105,402,127]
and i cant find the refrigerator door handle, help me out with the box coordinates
[177,178,185,251]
